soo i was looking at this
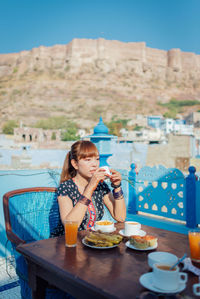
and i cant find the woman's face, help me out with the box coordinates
[73,155,100,179]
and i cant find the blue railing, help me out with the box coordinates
[127,164,200,233]
[1,165,199,259]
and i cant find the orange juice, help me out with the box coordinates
[188,230,200,262]
[65,221,78,247]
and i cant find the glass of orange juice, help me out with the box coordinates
[188,229,200,263]
[64,220,78,247]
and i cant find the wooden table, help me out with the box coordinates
[17,223,199,299]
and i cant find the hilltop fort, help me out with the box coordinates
[0,38,200,76]
[0,39,200,130]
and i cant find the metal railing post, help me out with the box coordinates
[128,163,137,214]
[186,166,197,228]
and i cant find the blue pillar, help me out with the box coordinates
[186,166,197,228]
[86,117,115,167]
[128,163,137,214]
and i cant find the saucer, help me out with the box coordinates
[119,229,146,237]
[139,272,186,294]
[91,226,116,233]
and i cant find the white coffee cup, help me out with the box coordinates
[99,166,111,176]
[124,221,141,236]
[153,263,187,291]
[193,282,200,296]
[148,251,178,268]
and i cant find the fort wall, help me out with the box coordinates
[0,38,200,77]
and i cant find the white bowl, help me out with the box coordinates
[94,220,114,233]
[148,251,178,268]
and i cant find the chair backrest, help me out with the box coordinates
[3,187,60,246]
[3,187,68,299]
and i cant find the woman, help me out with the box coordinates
[57,140,126,230]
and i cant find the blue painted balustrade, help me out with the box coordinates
[126,164,200,234]
[186,166,197,228]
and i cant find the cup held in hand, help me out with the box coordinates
[99,166,111,176]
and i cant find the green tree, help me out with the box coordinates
[158,98,200,119]
[61,126,80,141]
[34,117,80,141]
[106,117,130,136]
[133,125,143,131]
[51,132,56,140]
[2,120,18,134]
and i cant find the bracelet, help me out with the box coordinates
[79,195,91,206]
[112,188,123,200]
[111,182,121,189]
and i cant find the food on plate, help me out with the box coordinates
[130,236,148,249]
[145,235,157,247]
[130,234,157,249]
[94,220,114,232]
[95,221,113,225]
[84,232,123,247]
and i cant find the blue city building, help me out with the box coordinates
[147,115,162,129]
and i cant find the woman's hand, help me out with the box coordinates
[110,169,122,187]
[84,168,109,197]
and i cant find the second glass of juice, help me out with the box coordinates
[188,229,200,263]
[64,220,78,247]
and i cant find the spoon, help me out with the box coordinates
[170,253,187,270]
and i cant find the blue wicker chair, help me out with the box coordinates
[3,187,71,299]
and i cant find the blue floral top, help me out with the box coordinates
[53,179,110,234]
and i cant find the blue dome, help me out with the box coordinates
[93,117,109,135]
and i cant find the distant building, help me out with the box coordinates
[173,123,193,135]
[161,118,193,135]
[14,127,61,143]
[147,115,163,129]
[127,114,147,127]
[185,112,200,127]
[119,127,166,144]
[161,118,174,134]
[142,128,165,143]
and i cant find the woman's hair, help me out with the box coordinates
[60,140,99,183]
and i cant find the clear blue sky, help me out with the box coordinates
[0,0,200,54]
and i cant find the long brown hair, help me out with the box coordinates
[60,140,99,183]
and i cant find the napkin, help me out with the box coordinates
[182,257,200,276]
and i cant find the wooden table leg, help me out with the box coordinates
[27,261,47,299]
[32,276,47,299]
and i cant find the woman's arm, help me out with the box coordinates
[58,169,108,226]
[103,192,126,222]
[103,169,126,222]
[58,195,88,227]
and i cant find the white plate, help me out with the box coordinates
[119,229,146,237]
[82,237,119,249]
[91,226,116,233]
[125,240,157,251]
[139,272,186,294]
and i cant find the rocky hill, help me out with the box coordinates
[0,38,200,130]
